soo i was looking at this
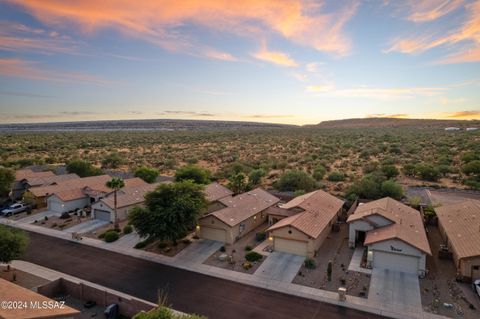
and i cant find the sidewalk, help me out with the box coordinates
[0,217,447,319]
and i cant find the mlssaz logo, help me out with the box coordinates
[390,246,402,252]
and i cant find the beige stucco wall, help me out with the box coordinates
[198,209,268,244]
[459,256,480,279]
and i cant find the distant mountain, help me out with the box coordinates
[0,119,296,132]
[309,117,480,129]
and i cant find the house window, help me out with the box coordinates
[211,218,215,224]
[239,223,245,233]
[474,266,480,270]
[261,212,264,219]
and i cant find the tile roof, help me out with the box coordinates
[30,175,112,198]
[0,278,80,319]
[265,206,297,217]
[23,173,80,187]
[348,197,431,255]
[204,182,233,202]
[15,169,54,181]
[205,188,280,227]
[100,183,159,209]
[267,190,345,238]
[435,200,480,260]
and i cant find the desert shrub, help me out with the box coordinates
[244,245,252,251]
[67,159,102,177]
[135,166,159,183]
[123,224,133,234]
[463,160,480,176]
[158,242,168,249]
[255,231,266,242]
[175,165,211,184]
[381,165,399,179]
[276,170,316,192]
[312,165,326,181]
[104,230,119,243]
[304,257,316,269]
[381,180,404,199]
[245,251,263,262]
[102,152,124,168]
[327,171,345,182]
[134,240,148,249]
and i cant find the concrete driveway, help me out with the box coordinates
[110,231,143,249]
[64,219,109,234]
[369,268,422,314]
[253,252,304,283]
[15,210,60,224]
[175,239,223,264]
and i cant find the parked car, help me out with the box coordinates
[474,279,480,298]
[1,203,28,217]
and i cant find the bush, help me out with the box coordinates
[175,165,211,184]
[276,170,316,192]
[304,257,316,269]
[123,224,133,234]
[255,231,266,242]
[158,242,168,249]
[134,240,148,249]
[245,251,263,262]
[220,246,226,252]
[104,230,119,243]
[327,171,345,182]
[244,245,252,251]
[134,166,159,183]
[313,165,326,181]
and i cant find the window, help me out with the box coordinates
[239,223,245,233]
[211,218,215,224]
[474,266,480,270]
[261,212,264,219]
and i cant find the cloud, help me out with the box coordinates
[247,114,295,119]
[386,1,480,63]
[444,110,480,119]
[252,47,299,67]
[0,22,79,54]
[366,113,409,118]
[0,58,115,85]
[0,91,53,98]
[6,0,358,57]
[400,0,464,22]
[306,85,446,99]
[203,49,237,62]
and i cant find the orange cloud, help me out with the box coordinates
[403,0,463,22]
[7,0,358,57]
[0,58,113,85]
[444,110,480,119]
[387,0,480,63]
[252,48,298,67]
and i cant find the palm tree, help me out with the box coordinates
[106,177,125,230]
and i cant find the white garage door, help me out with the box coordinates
[200,227,226,242]
[49,201,64,213]
[373,251,419,274]
[94,209,111,222]
[274,238,308,256]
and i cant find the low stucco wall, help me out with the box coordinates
[38,278,155,318]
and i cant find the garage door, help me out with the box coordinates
[49,201,64,213]
[274,238,308,256]
[200,227,226,242]
[94,209,112,222]
[373,251,419,273]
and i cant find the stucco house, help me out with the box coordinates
[347,197,431,276]
[203,182,234,213]
[91,183,158,222]
[435,200,480,281]
[41,176,146,214]
[10,169,56,200]
[198,188,279,244]
[267,190,344,257]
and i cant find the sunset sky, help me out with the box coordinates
[0,0,479,125]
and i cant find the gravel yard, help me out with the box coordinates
[204,224,268,274]
[421,225,480,319]
[292,223,371,298]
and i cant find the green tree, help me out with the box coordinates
[381,165,399,179]
[102,152,124,169]
[381,180,404,200]
[175,165,211,184]
[312,165,326,181]
[129,181,207,245]
[106,177,125,230]
[248,169,266,187]
[415,164,440,182]
[463,160,480,176]
[135,166,159,183]
[347,174,382,200]
[133,307,206,319]
[276,170,316,192]
[228,172,248,194]
[66,159,102,177]
[0,226,28,264]
[0,168,14,197]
